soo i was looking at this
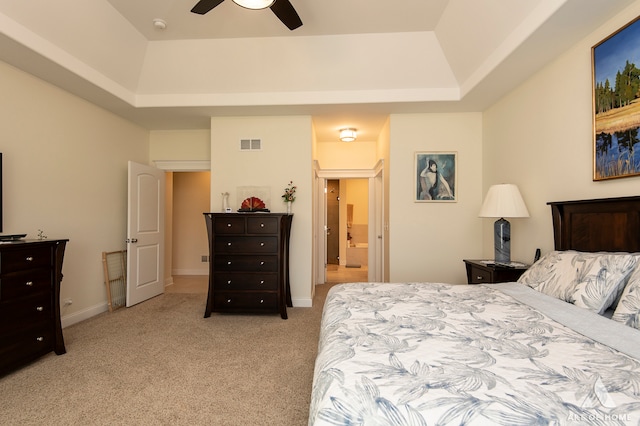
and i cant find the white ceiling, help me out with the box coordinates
[106,0,449,40]
[0,0,635,142]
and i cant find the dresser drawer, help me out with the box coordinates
[1,246,51,273]
[214,236,278,254]
[214,255,278,272]
[0,269,52,302]
[0,293,52,333]
[468,265,492,284]
[214,273,278,291]
[247,217,278,234]
[213,291,278,312]
[0,324,54,367]
[213,217,246,234]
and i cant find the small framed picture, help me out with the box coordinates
[415,152,457,202]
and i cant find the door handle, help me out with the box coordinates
[126,238,138,243]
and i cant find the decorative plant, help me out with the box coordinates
[282,181,297,202]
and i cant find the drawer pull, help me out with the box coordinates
[25,281,33,287]
[227,299,232,303]
[260,299,264,304]
[260,242,265,247]
[227,261,232,265]
[476,276,484,280]
[260,223,265,227]
[36,337,44,342]
[227,242,232,246]
[36,306,44,312]
[227,280,232,284]
[260,280,264,285]
[227,223,232,227]
[26,256,34,261]
[260,261,265,265]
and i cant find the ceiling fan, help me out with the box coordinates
[191,0,303,31]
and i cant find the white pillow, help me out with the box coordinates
[518,250,637,314]
[612,263,640,329]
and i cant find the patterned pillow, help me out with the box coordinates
[612,264,640,329]
[518,250,637,314]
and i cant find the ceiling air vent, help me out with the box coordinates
[240,139,262,151]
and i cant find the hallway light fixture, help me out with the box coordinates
[340,128,357,142]
[232,0,275,9]
[479,184,529,264]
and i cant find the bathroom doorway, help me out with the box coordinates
[325,178,369,283]
[314,161,384,285]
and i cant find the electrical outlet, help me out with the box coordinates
[201,255,209,262]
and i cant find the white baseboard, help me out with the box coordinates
[61,302,108,328]
[292,297,313,308]
[172,269,208,275]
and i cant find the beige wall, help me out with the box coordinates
[210,116,313,306]
[149,129,210,161]
[482,1,640,263]
[389,113,484,284]
[315,140,378,169]
[346,179,369,225]
[0,60,149,325]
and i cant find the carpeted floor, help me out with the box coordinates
[0,283,337,425]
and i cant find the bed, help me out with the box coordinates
[309,196,640,425]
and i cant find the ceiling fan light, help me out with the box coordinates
[232,0,275,10]
[340,128,357,142]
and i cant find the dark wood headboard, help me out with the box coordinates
[548,196,640,252]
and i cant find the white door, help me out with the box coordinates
[369,167,384,282]
[126,161,165,307]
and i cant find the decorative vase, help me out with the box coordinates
[286,201,292,214]
[221,192,230,212]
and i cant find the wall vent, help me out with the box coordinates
[240,139,262,151]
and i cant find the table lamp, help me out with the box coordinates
[479,184,529,263]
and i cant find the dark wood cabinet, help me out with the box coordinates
[0,239,68,375]
[463,259,528,284]
[204,213,292,319]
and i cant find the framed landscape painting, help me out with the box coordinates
[592,16,640,180]
[415,152,457,202]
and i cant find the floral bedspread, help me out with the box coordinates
[309,283,640,425]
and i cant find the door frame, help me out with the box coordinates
[313,160,384,285]
[153,160,211,287]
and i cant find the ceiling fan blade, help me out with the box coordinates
[270,0,302,30]
[191,0,225,15]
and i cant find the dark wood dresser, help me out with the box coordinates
[204,213,292,319]
[0,239,68,375]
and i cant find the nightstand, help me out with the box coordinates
[463,259,528,284]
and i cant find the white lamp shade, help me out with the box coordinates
[479,184,529,218]
[232,0,275,9]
